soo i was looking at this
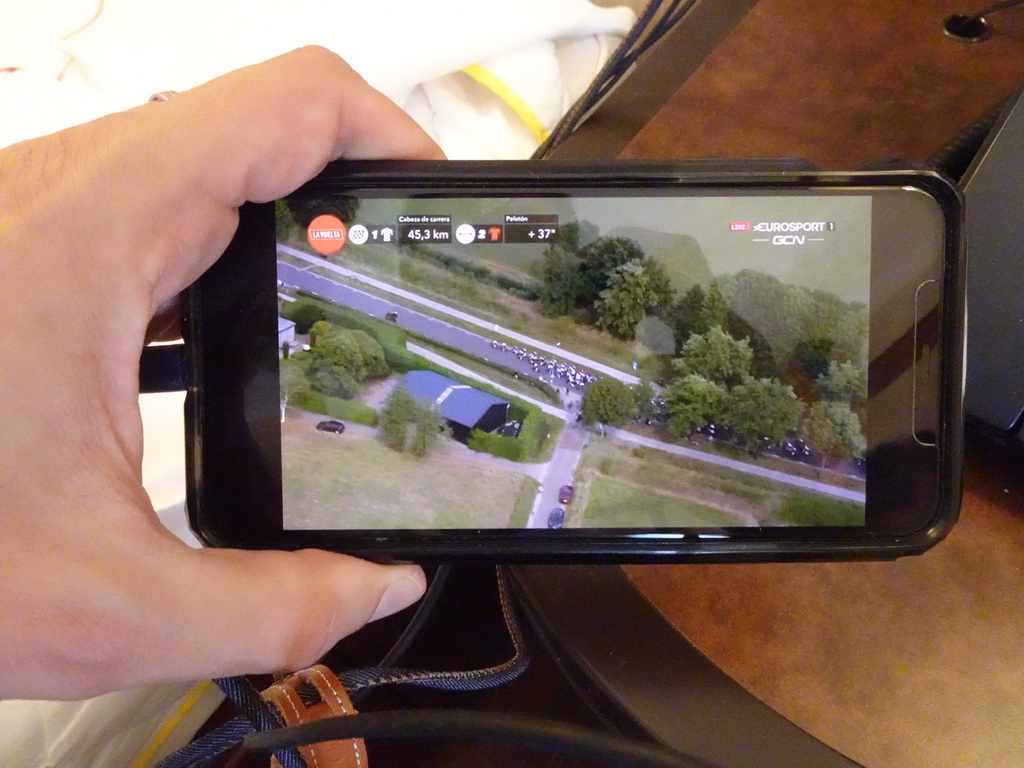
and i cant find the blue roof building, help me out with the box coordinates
[402,370,510,441]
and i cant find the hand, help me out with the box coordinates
[0,47,441,700]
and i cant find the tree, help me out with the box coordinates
[551,219,599,253]
[801,400,865,477]
[348,329,389,381]
[310,324,389,384]
[285,195,360,229]
[817,360,867,408]
[724,311,777,379]
[788,337,834,384]
[723,376,804,454]
[378,385,448,458]
[673,326,753,389]
[664,374,726,438]
[631,380,658,423]
[378,386,418,452]
[718,270,792,361]
[703,281,729,330]
[581,377,636,428]
[282,299,326,334]
[538,245,583,315]
[577,237,646,303]
[308,320,333,348]
[644,259,675,309]
[279,358,306,422]
[276,199,298,240]
[670,285,709,349]
[595,261,655,339]
[409,403,449,458]
[305,358,358,399]
[829,304,869,367]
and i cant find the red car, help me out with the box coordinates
[558,485,575,504]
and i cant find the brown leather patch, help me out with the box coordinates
[262,665,367,768]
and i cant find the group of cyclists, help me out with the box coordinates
[489,339,597,391]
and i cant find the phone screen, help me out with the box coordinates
[275,191,872,533]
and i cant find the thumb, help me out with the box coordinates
[152,548,426,683]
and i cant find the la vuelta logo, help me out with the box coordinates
[307,214,347,255]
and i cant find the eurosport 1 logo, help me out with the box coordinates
[751,221,834,233]
[730,220,835,245]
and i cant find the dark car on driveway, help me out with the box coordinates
[316,420,346,434]
[547,507,565,529]
[558,485,574,504]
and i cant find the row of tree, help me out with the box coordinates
[540,233,672,340]
[582,368,864,465]
[580,318,866,464]
[537,227,868,390]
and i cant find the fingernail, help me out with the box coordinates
[369,570,426,623]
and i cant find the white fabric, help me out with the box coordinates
[0,0,635,157]
[0,682,224,768]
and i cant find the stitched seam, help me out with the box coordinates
[311,667,364,768]
[268,683,321,768]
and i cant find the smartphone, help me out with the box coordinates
[183,160,964,562]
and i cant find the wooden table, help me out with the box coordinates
[555,1,1024,765]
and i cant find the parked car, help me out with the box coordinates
[316,420,346,434]
[697,422,733,442]
[782,438,811,458]
[385,311,398,322]
[558,485,575,504]
[547,507,565,529]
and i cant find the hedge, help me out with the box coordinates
[468,429,525,461]
[292,389,378,427]
[402,243,539,300]
[283,296,406,350]
[467,405,548,463]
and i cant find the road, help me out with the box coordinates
[278,243,640,385]
[526,420,589,528]
[604,427,865,503]
[279,259,594,394]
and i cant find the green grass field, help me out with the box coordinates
[282,421,534,529]
[582,475,745,527]
[574,437,864,528]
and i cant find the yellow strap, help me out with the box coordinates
[128,680,214,768]
[461,63,550,144]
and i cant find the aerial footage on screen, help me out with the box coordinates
[275,193,870,531]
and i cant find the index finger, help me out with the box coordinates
[163,46,444,205]
[143,46,444,303]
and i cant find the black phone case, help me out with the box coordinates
[184,159,965,563]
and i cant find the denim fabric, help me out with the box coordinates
[153,677,306,768]
[153,716,251,768]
